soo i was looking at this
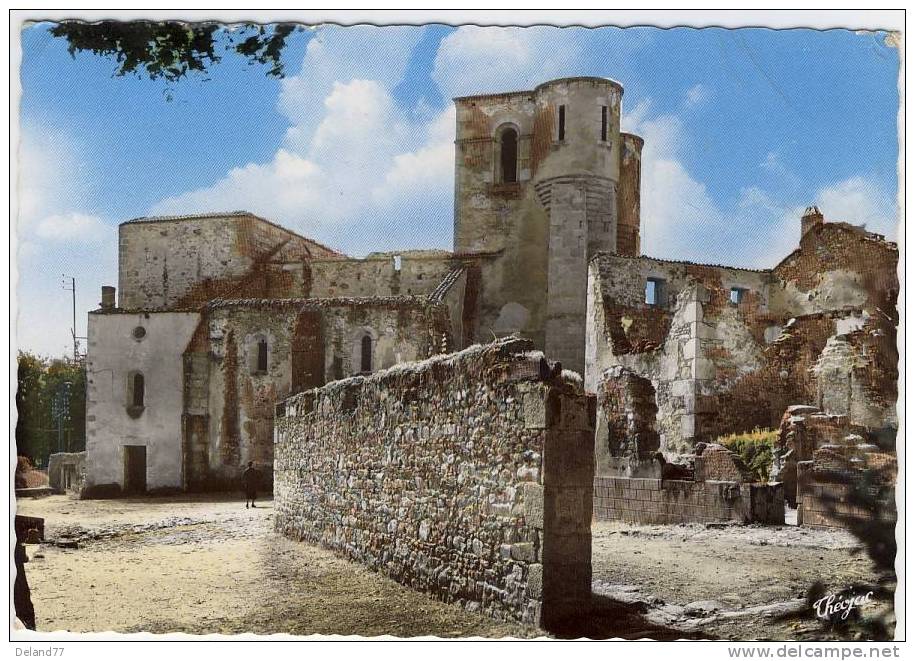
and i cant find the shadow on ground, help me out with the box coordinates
[548,594,712,640]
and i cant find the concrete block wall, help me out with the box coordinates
[274,337,594,629]
[593,476,784,525]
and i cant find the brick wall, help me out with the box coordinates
[274,338,594,628]
[593,476,784,525]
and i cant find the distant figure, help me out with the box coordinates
[243,461,258,509]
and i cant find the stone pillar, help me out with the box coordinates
[524,384,595,630]
[545,180,589,376]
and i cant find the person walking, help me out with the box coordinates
[243,461,259,509]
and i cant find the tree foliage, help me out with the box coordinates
[16,352,87,466]
[48,20,299,82]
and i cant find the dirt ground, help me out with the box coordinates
[14,494,893,640]
[590,521,893,640]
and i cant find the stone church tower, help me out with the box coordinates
[453,76,643,374]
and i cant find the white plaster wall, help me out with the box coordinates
[85,311,201,490]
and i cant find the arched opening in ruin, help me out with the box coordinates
[360,334,373,373]
[499,127,518,183]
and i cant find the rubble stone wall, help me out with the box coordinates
[586,219,899,455]
[274,338,595,628]
[118,213,338,310]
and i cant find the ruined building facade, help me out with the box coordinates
[84,77,897,499]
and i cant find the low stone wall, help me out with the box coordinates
[593,476,784,525]
[48,451,87,493]
[796,480,895,529]
[274,338,594,629]
[797,446,897,530]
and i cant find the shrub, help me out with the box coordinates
[718,428,778,482]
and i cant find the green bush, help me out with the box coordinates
[718,428,778,483]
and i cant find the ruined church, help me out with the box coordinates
[84,76,898,501]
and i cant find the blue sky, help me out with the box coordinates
[17,23,900,357]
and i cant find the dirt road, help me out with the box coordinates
[15,494,536,637]
[15,495,892,639]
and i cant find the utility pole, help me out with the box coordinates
[62,275,81,361]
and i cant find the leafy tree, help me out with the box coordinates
[15,352,86,466]
[47,20,299,82]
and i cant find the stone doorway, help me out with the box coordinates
[123,445,147,494]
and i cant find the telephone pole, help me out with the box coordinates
[62,275,79,361]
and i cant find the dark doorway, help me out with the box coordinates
[291,310,325,392]
[124,445,147,494]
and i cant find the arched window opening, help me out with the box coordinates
[257,338,268,373]
[132,373,145,408]
[500,128,518,184]
[360,334,373,373]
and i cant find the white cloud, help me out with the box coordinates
[34,212,108,241]
[622,100,729,262]
[278,25,424,151]
[16,125,118,356]
[685,83,708,106]
[150,26,453,255]
[432,26,586,99]
[17,124,107,240]
[814,176,897,239]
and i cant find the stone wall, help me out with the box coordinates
[797,447,897,530]
[274,338,594,628]
[118,212,339,310]
[592,366,783,525]
[593,477,784,525]
[780,405,897,529]
[586,253,773,453]
[309,251,455,298]
[594,365,660,478]
[585,219,899,455]
[47,452,86,493]
[180,297,450,489]
[771,405,864,507]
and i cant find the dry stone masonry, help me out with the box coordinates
[274,338,594,628]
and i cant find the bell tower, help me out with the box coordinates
[452,76,643,375]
